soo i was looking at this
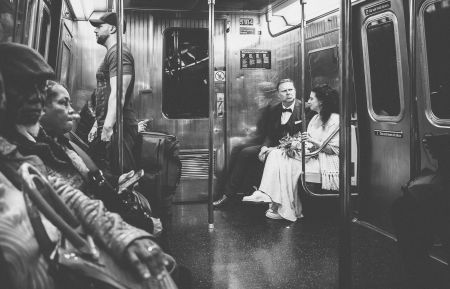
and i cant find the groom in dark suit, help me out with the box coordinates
[214,79,304,207]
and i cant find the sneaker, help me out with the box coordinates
[242,190,271,203]
[265,209,283,220]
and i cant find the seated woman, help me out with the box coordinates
[8,80,156,234]
[0,42,168,288]
[243,84,340,221]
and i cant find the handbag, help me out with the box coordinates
[19,162,178,289]
[69,140,155,233]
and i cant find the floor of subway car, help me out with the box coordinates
[167,199,419,289]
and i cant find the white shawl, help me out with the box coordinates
[308,113,340,190]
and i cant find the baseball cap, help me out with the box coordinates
[89,12,126,33]
[0,42,54,85]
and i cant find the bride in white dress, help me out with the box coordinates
[243,84,340,221]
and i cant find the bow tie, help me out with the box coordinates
[282,108,293,113]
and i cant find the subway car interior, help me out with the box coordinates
[1,0,450,288]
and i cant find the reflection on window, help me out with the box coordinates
[10,0,27,42]
[423,0,450,120]
[308,46,339,91]
[163,28,209,119]
[364,16,401,119]
[60,42,71,88]
[24,0,38,46]
[38,6,51,59]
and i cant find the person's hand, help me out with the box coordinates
[258,146,274,162]
[88,125,97,143]
[101,125,113,141]
[301,132,320,148]
[138,119,149,133]
[123,239,169,281]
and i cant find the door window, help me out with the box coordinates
[163,28,209,119]
[421,0,450,123]
[362,12,404,122]
[37,4,51,60]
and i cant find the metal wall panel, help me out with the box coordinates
[69,21,104,110]
[68,10,304,179]
[226,13,301,155]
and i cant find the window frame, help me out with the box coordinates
[419,0,450,126]
[361,11,405,123]
[35,2,52,60]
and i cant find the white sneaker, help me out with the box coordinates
[265,209,283,219]
[242,190,271,203]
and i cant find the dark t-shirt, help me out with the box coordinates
[95,43,137,132]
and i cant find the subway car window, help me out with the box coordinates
[423,0,450,120]
[38,6,51,60]
[362,14,403,121]
[23,0,38,46]
[308,46,339,91]
[11,0,27,42]
[163,28,209,119]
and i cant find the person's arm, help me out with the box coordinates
[49,176,167,279]
[101,74,132,141]
[302,115,339,155]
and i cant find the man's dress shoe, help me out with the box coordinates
[213,195,229,208]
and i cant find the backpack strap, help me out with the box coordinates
[68,140,99,172]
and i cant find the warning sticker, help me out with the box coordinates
[214,70,226,82]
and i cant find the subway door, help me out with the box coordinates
[415,0,450,171]
[158,20,227,202]
[353,0,411,233]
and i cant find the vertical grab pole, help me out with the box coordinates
[409,0,418,178]
[300,0,307,177]
[338,0,352,288]
[208,0,215,230]
[299,1,321,197]
[116,0,124,174]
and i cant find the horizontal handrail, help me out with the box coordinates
[299,126,358,197]
[304,126,340,157]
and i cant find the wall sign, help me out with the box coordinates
[240,27,256,35]
[374,129,403,138]
[239,18,254,26]
[240,50,271,69]
[365,1,391,16]
[214,70,226,82]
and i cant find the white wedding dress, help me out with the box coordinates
[259,113,339,221]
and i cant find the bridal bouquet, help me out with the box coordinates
[278,135,313,158]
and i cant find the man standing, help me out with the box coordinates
[89,12,138,174]
[214,79,304,207]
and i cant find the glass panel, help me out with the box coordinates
[308,46,339,90]
[163,28,209,119]
[366,17,401,117]
[423,0,450,120]
[59,42,71,88]
[23,0,38,46]
[38,7,50,59]
[11,0,27,43]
